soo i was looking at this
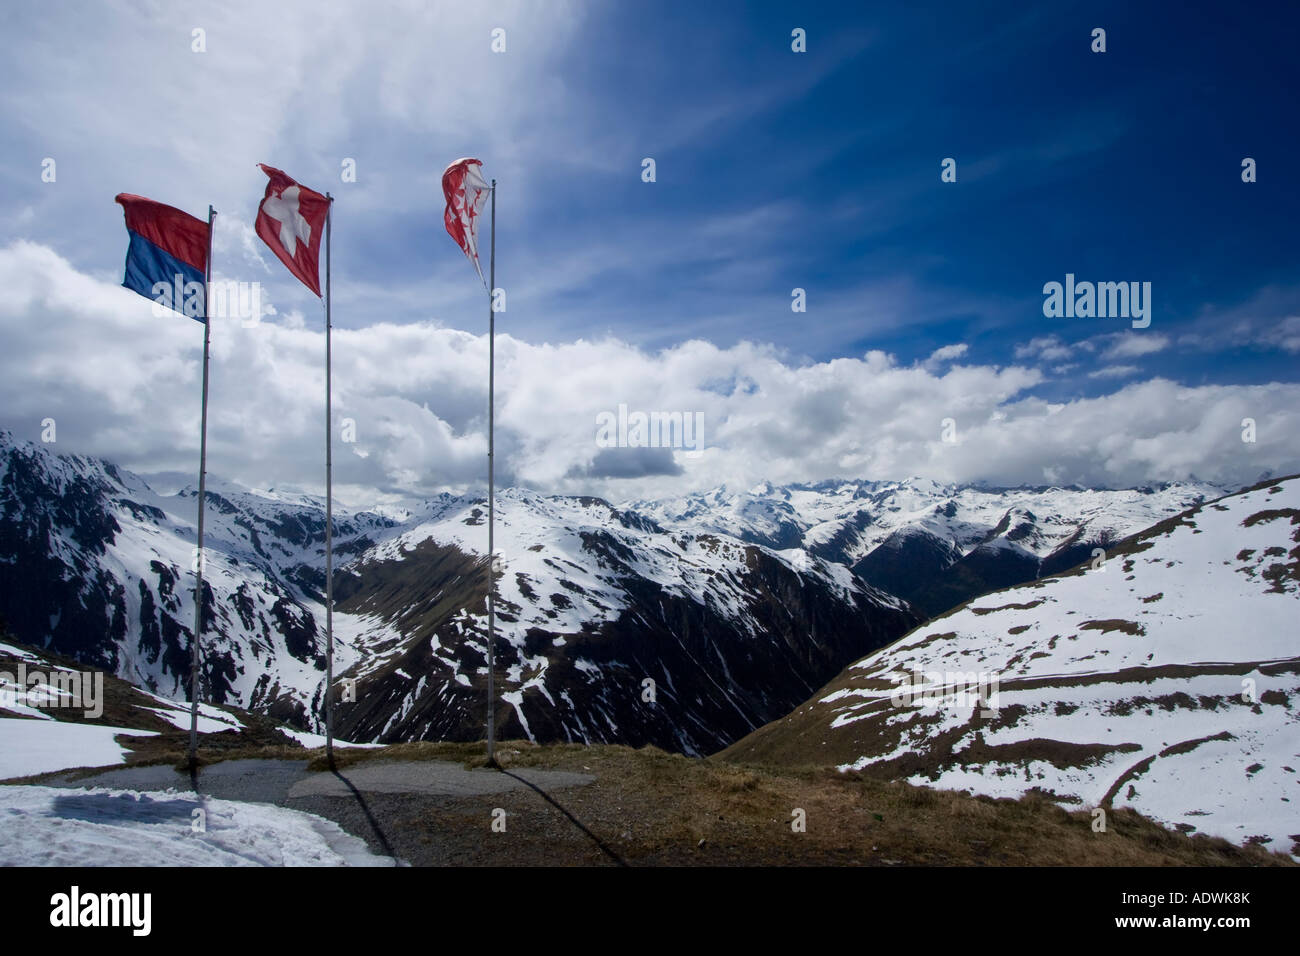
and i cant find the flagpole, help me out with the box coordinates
[189,205,216,769]
[486,178,497,767]
[325,193,335,769]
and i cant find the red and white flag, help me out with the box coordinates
[256,164,330,297]
[442,158,491,285]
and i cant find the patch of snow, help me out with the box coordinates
[0,718,156,779]
[0,785,398,866]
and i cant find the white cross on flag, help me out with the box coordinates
[442,158,491,286]
[256,164,330,296]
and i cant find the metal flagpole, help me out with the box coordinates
[325,193,335,769]
[486,179,496,767]
[189,205,216,769]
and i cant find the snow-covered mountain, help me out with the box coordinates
[0,432,397,726]
[0,429,1249,757]
[632,477,1225,616]
[0,433,917,754]
[722,475,1300,857]
[331,491,916,752]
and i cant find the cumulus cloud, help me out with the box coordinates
[3,242,1298,504]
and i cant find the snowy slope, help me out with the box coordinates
[0,718,155,778]
[0,431,401,729]
[0,785,396,866]
[723,476,1300,857]
[0,636,381,782]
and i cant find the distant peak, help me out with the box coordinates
[900,476,947,494]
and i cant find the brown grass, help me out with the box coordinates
[368,741,1295,866]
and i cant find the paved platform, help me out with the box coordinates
[43,758,593,802]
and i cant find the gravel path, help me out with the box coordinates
[39,759,597,865]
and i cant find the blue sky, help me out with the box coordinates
[531,0,1300,382]
[1,0,1298,498]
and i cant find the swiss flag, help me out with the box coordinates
[255,164,330,297]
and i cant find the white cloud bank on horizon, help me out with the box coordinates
[1,241,1297,506]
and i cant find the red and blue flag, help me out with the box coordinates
[115,193,210,321]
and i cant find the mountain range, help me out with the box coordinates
[0,430,1229,756]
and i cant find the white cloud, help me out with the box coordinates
[925,343,969,364]
[2,0,587,210]
[1101,332,1170,360]
[1259,315,1300,353]
[1014,335,1073,362]
[1088,365,1140,379]
[1175,287,1300,355]
[3,242,1299,503]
